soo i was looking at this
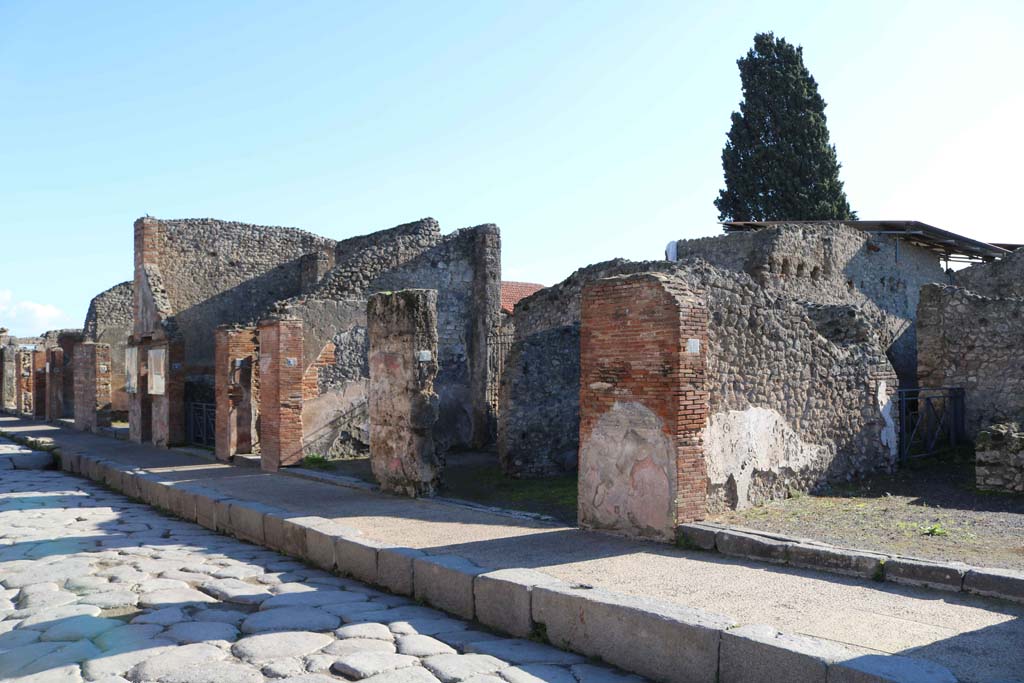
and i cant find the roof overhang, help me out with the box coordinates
[721,220,1012,261]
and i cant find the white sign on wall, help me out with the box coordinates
[125,347,138,394]
[148,348,166,396]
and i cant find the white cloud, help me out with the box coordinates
[0,289,73,336]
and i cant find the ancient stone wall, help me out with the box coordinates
[917,284,1024,438]
[84,281,133,415]
[975,422,1023,493]
[954,247,1024,299]
[367,290,441,497]
[672,223,946,385]
[15,349,33,415]
[0,343,16,411]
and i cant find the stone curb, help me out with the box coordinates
[4,428,963,683]
[677,522,1024,605]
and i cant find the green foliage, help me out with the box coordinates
[302,454,336,470]
[715,33,856,222]
[919,523,950,537]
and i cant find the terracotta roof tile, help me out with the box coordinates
[500,281,545,314]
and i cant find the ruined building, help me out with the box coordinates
[127,216,501,470]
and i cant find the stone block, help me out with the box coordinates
[305,524,342,571]
[474,568,562,638]
[335,535,388,585]
[675,523,719,551]
[168,485,199,523]
[532,583,734,683]
[716,529,791,564]
[884,558,965,592]
[827,654,957,682]
[10,451,53,470]
[414,554,484,620]
[194,491,224,531]
[120,470,141,500]
[962,566,1024,603]
[229,502,279,545]
[215,498,236,534]
[377,547,425,597]
[720,624,850,683]
[788,544,886,580]
[60,451,79,473]
[264,514,318,559]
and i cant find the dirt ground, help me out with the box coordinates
[709,456,1024,570]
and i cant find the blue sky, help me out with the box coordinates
[1,1,1021,336]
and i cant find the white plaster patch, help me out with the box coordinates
[704,407,828,510]
[877,381,898,462]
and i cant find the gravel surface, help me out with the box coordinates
[710,459,1024,569]
[0,469,644,683]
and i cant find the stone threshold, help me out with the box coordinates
[677,522,1024,605]
[0,424,963,683]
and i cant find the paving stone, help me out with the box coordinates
[331,652,419,679]
[0,627,41,651]
[260,589,368,610]
[139,587,219,607]
[148,660,265,683]
[323,637,399,656]
[232,631,335,663]
[389,618,471,636]
[361,669,443,683]
[17,604,102,628]
[164,620,240,643]
[82,639,178,678]
[16,638,102,676]
[131,607,189,625]
[263,657,307,678]
[79,590,139,609]
[337,623,396,641]
[126,642,228,681]
[303,654,336,673]
[0,640,63,676]
[64,576,113,594]
[422,654,508,683]
[9,663,86,683]
[240,607,340,633]
[212,564,266,580]
[499,665,577,683]
[17,589,78,610]
[40,615,123,641]
[95,624,167,650]
[466,640,583,666]
[432,631,505,650]
[200,578,272,605]
[396,634,457,657]
[136,578,192,592]
[280,675,344,683]
[193,607,249,624]
[569,664,646,683]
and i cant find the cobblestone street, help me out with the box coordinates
[0,469,642,683]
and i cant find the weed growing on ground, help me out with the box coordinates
[302,454,336,470]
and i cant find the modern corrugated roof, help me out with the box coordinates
[721,220,1014,261]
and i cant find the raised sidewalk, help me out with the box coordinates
[2,415,1022,683]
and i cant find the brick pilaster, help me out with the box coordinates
[215,325,259,461]
[258,318,304,471]
[73,342,112,432]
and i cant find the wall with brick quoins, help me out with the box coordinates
[133,216,500,457]
[672,223,947,387]
[73,342,112,432]
[503,252,898,511]
[214,326,259,460]
[579,273,708,539]
[917,284,1024,438]
[258,318,304,471]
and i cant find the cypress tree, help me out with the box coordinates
[715,33,856,222]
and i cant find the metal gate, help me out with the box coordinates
[187,402,216,448]
[897,388,965,461]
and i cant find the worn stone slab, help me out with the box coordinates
[884,558,966,592]
[467,639,583,666]
[263,514,313,558]
[146,660,264,683]
[164,620,240,644]
[715,529,791,564]
[260,589,368,610]
[500,664,577,683]
[95,624,166,650]
[719,624,853,682]
[378,547,426,597]
[324,638,399,656]
[127,642,228,681]
[240,606,340,633]
[421,654,507,683]
[962,566,1024,603]
[337,623,396,641]
[40,615,123,642]
[414,554,485,620]
[532,583,734,683]
[200,578,271,605]
[336,535,389,585]
[229,502,277,545]
[81,641,177,679]
[395,634,456,657]
[232,631,334,663]
[139,587,219,608]
[357,668,443,683]
[787,544,886,580]
[828,654,958,682]
[475,568,561,639]
[331,652,419,680]
[569,663,646,683]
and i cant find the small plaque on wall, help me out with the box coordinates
[148,348,166,396]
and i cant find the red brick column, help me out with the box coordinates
[215,326,259,461]
[578,272,709,541]
[73,342,113,432]
[45,347,64,422]
[258,318,304,471]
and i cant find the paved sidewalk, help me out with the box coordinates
[0,468,644,683]
[3,416,1023,682]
